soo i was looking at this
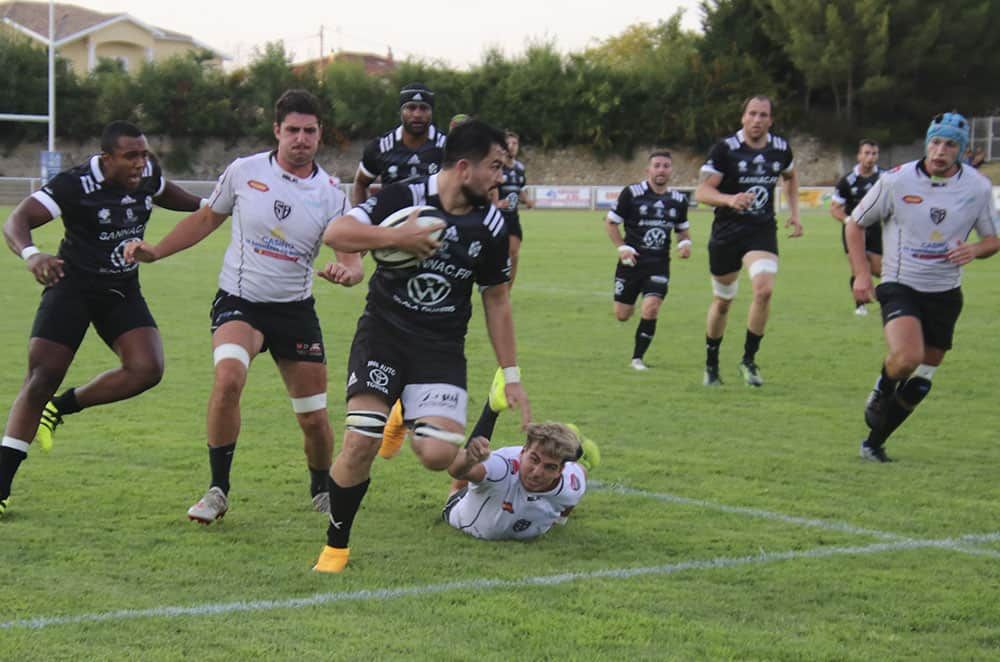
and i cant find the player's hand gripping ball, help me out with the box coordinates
[372,205,447,269]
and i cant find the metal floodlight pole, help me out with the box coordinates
[48,0,55,151]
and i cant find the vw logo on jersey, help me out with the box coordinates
[274,200,292,221]
[407,273,452,306]
[111,238,141,270]
[746,185,770,212]
[930,207,947,225]
[643,227,668,249]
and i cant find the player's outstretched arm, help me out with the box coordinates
[317,250,365,286]
[482,284,531,428]
[447,436,490,481]
[124,206,228,264]
[782,168,802,237]
[3,197,64,285]
[154,180,204,212]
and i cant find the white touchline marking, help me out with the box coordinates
[3,533,998,631]
[590,480,1000,558]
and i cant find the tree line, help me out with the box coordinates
[2,0,997,162]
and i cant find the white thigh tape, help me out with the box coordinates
[213,343,250,368]
[913,364,937,380]
[412,422,466,446]
[711,278,739,300]
[748,259,779,279]
[345,410,387,439]
[291,393,327,414]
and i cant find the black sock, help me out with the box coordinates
[326,478,371,548]
[632,318,657,360]
[309,467,330,497]
[743,330,763,363]
[52,388,82,416]
[0,446,28,500]
[470,401,499,442]
[869,376,931,445]
[208,443,236,494]
[706,336,722,368]
[874,364,898,396]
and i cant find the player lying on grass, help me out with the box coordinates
[442,369,599,540]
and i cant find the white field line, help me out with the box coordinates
[590,480,1000,558]
[3,532,998,631]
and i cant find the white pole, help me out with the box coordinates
[48,0,55,151]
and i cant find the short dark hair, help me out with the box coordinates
[858,138,879,149]
[649,149,672,161]
[443,119,507,168]
[504,130,519,140]
[274,89,321,126]
[741,94,775,115]
[100,120,143,154]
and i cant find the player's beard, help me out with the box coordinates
[403,118,428,137]
[461,183,490,207]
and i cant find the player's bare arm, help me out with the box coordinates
[676,229,692,259]
[323,211,443,256]
[124,206,229,264]
[946,235,1000,266]
[351,168,375,205]
[845,220,874,302]
[481,284,531,428]
[695,170,752,210]
[3,196,64,285]
[317,250,365,286]
[830,201,848,224]
[604,218,637,265]
[781,168,803,237]
[153,180,204,212]
[447,436,490,481]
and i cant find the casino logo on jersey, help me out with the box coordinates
[274,200,292,221]
[930,207,947,224]
[407,273,451,306]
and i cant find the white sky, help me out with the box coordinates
[74,0,703,69]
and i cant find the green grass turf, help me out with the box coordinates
[1,206,998,660]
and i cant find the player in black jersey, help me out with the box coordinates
[695,95,801,387]
[314,120,531,573]
[831,139,881,315]
[494,130,533,284]
[605,150,692,370]
[351,82,447,204]
[0,121,202,516]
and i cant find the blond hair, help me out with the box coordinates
[524,422,580,462]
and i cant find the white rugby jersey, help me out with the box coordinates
[208,151,348,302]
[850,160,997,292]
[447,446,587,540]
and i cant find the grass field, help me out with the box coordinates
[2,206,999,660]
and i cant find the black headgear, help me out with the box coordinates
[399,82,434,108]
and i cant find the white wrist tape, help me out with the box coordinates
[20,245,40,260]
[677,239,692,249]
[199,198,210,208]
[617,245,636,254]
[502,366,521,384]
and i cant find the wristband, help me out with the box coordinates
[20,245,41,260]
[502,366,521,384]
[617,245,636,254]
[199,198,210,208]
[677,239,692,249]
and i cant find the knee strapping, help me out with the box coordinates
[412,421,466,446]
[748,259,779,279]
[345,410,387,439]
[712,278,738,300]
[213,343,250,369]
[292,393,327,414]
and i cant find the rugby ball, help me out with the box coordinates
[371,205,446,269]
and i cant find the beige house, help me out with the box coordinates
[0,1,226,72]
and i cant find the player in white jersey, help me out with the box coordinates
[443,378,597,540]
[126,90,364,518]
[846,112,999,462]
